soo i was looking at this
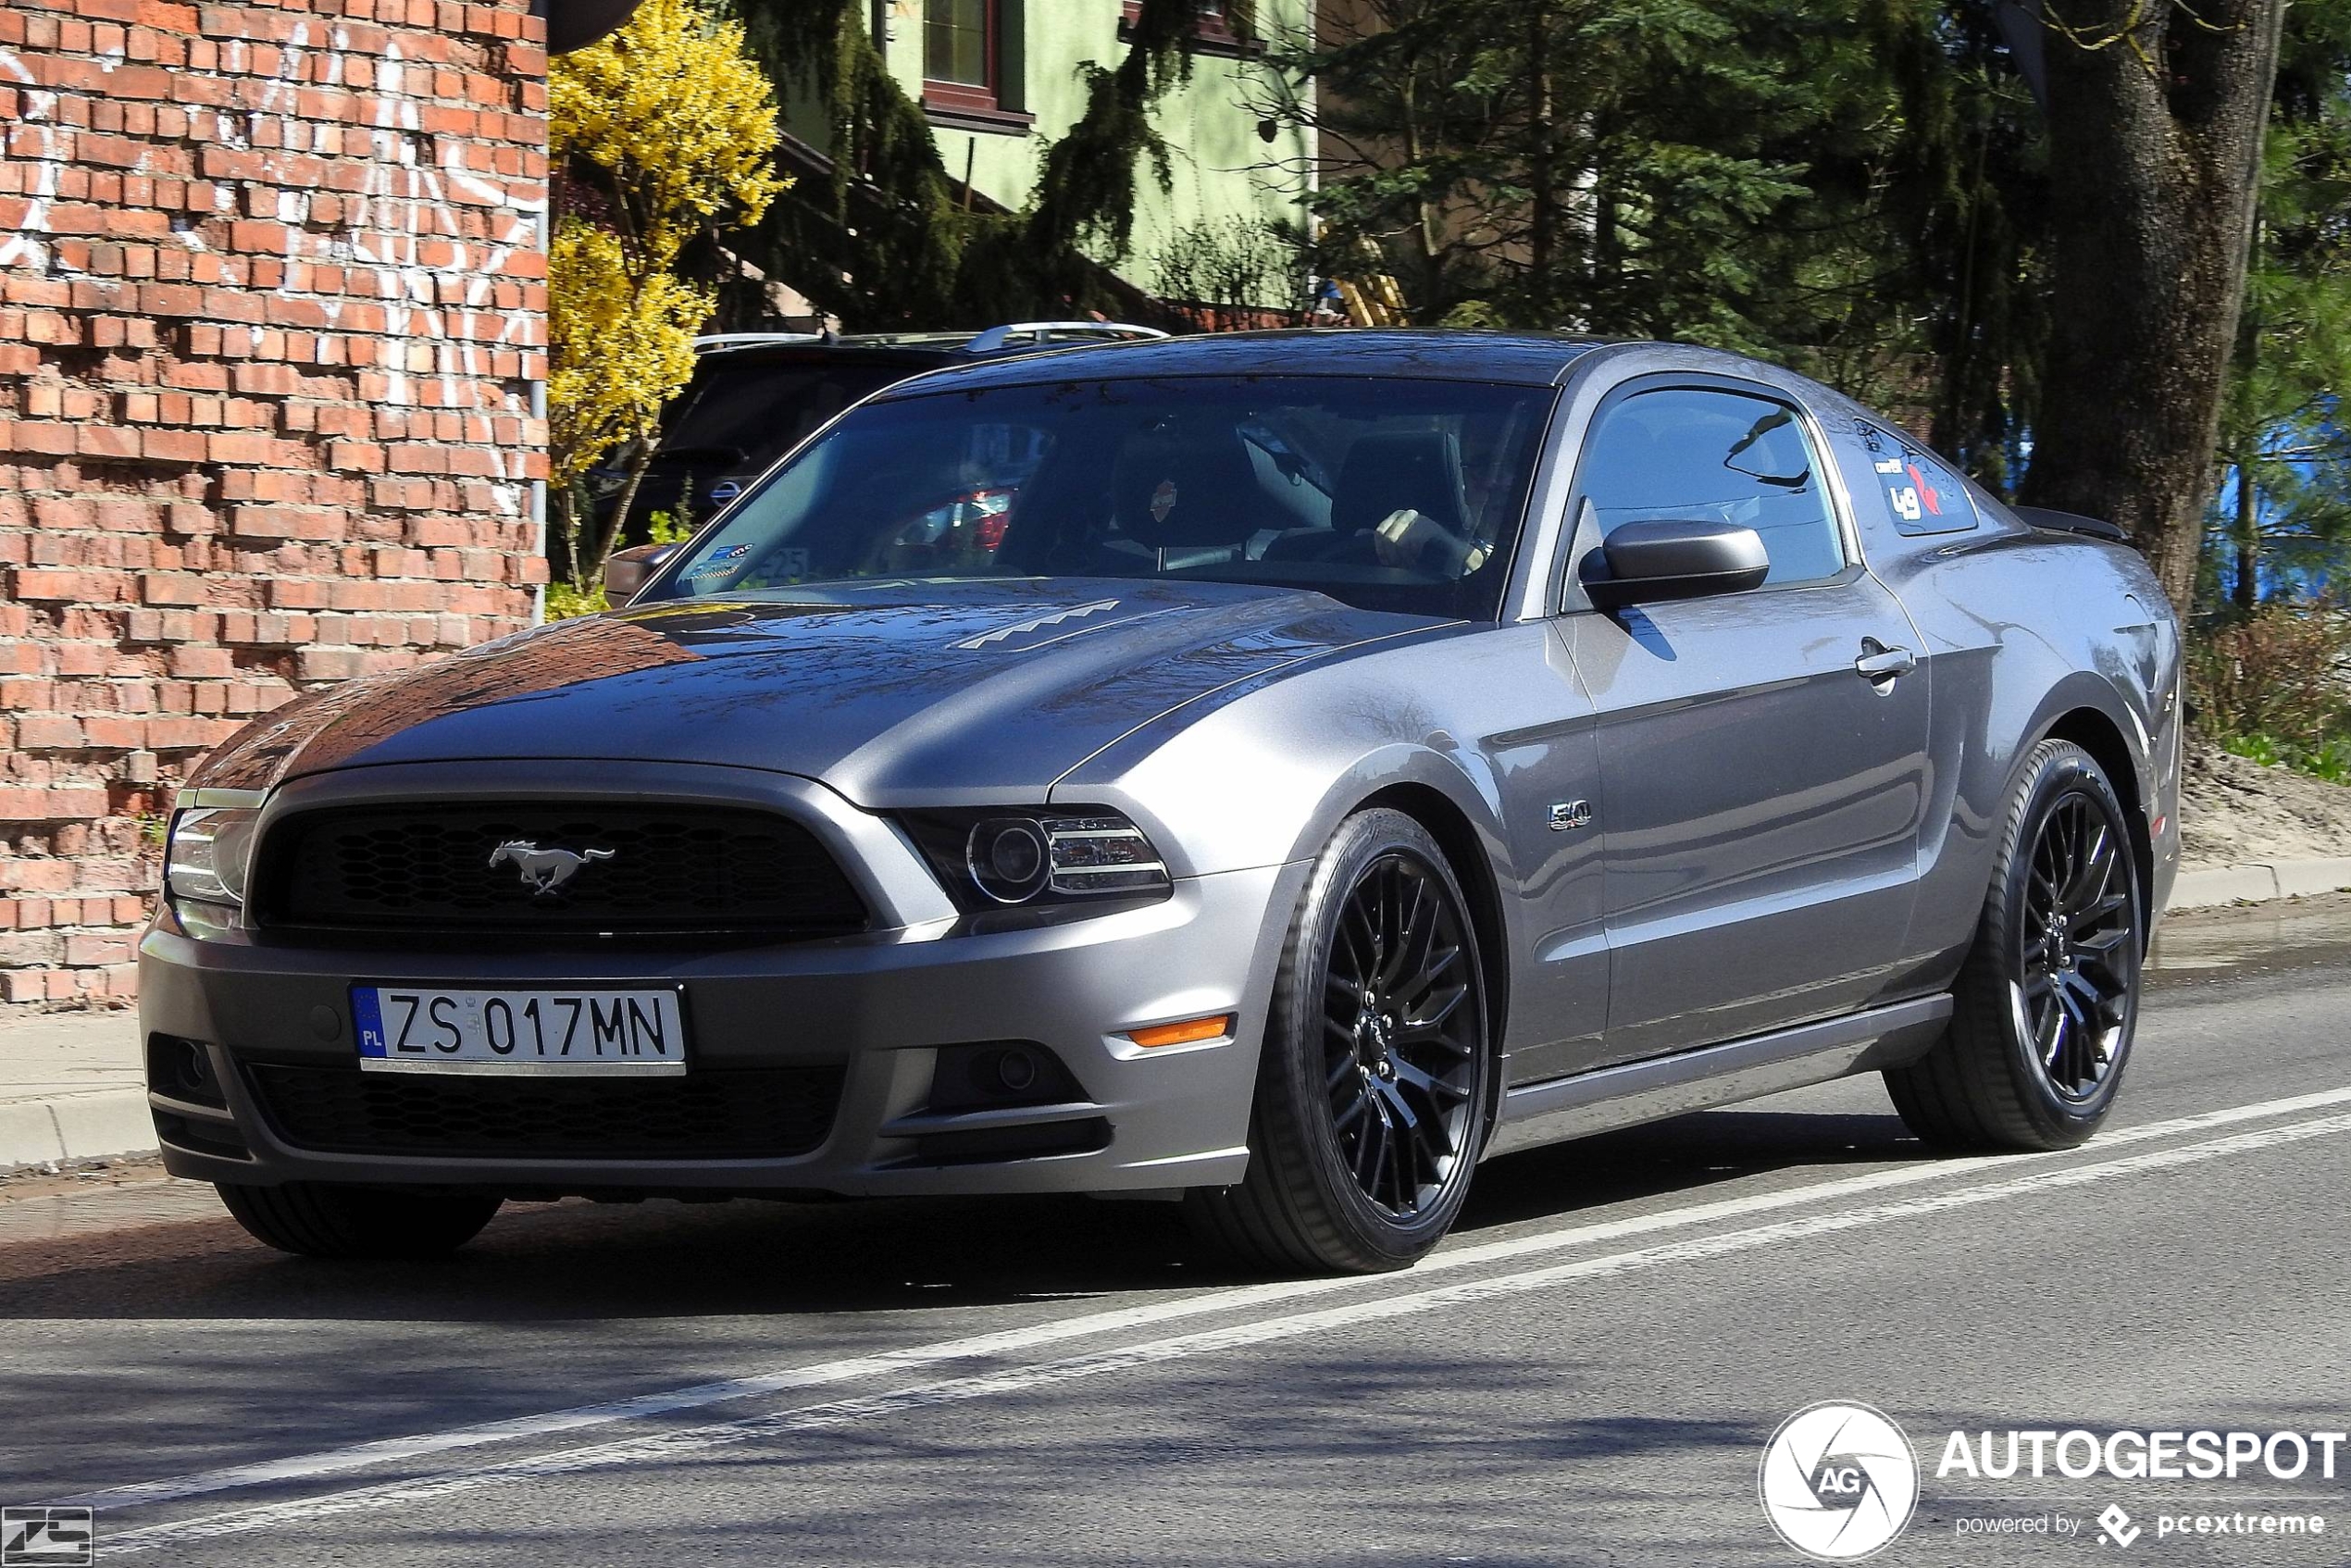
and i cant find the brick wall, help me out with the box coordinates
[0,0,550,1005]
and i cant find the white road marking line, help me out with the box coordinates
[57,1082,2351,1514]
[89,1103,2351,1554]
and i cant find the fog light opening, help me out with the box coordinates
[178,1039,218,1099]
[926,1041,1083,1113]
[1124,1013,1236,1050]
[148,1033,228,1110]
[976,1045,1039,1096]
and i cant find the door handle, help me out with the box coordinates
[1855,641,1916,681]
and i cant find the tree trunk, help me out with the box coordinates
[1524,5,1554,323]
[2232,459,2258,612]
[1592,168,1616,318]
[1933,122,1991,459]
[549,480,582,589]
[2017,1,2284,614]
[1397,81,1442,319]
[586,441,656,591]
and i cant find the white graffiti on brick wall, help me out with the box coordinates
[0,48,64,270]
[2,18,542,521]
[226,18,543,520]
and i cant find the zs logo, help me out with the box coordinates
[2,1508,93,1567]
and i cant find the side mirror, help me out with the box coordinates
[603,542,679,604]
[1581,518,1770,609]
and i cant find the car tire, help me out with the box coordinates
[216,1182,502,1260]
[1187,808,1494,1274]
[1885,738,2144,1152]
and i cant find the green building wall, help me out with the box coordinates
[849,1,1316,309]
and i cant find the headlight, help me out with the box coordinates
[966,817,1052,902]
[166,806,259,905]
[904,809,1173,911]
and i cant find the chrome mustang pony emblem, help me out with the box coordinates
[487,840,616,896]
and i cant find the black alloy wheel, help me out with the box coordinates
[1885,739,2144,1151]
[2019,790,2137,1099]
[1187,808,1493,1273]
[1323,852,1484,1217]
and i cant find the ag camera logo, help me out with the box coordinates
[1759,1401,1920,1561]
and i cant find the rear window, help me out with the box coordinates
[653,361,915,476]
[1856,420,1976,537]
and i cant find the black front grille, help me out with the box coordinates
[255,803,869,938]
[245,1063,843,1160]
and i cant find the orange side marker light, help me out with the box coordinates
[1125,1014,1236,1049]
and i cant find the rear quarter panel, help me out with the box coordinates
[1813,395,2184,986]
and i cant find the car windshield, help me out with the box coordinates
[641,375,1558,619]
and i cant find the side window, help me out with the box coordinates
[1855,420,1977,536]
[1576,387,1845,586]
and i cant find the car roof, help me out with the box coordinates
[869,329,1618,396]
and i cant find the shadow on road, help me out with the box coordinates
[1462,1105,1916,1232]
[19,889,2340,1330]
[0,1102,1922,1325]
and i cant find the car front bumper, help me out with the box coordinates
[139,828,1305,1201]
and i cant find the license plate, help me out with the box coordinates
[352,987,688,1076]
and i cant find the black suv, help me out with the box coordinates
[590,323,1168,541]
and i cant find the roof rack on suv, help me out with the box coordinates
[692,331,827,354]
[690,323,1170,357]
[960,321,1171,354]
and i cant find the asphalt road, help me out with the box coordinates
[5,899,2350,1567]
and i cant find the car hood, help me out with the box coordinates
[190,579,1450,804]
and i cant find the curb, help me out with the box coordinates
[0,1089,154,1170]
[2169,856,2351,912]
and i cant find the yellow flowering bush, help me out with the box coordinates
[546,222,704,493]
[546,0,785,589]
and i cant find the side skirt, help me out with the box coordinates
[1485,993,1951,1158]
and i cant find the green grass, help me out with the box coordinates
[2220,731,2351,786]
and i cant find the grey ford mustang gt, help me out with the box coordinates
[143,331,2183,1272]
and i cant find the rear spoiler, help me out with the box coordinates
[2015,505,2130,544]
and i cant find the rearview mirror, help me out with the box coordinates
[603,542,679,604]
[1581,518,1770,609]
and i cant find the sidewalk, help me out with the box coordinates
[2167,855,2351,910]
[4,856,2349,1170]
[0,1010,149,1169]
